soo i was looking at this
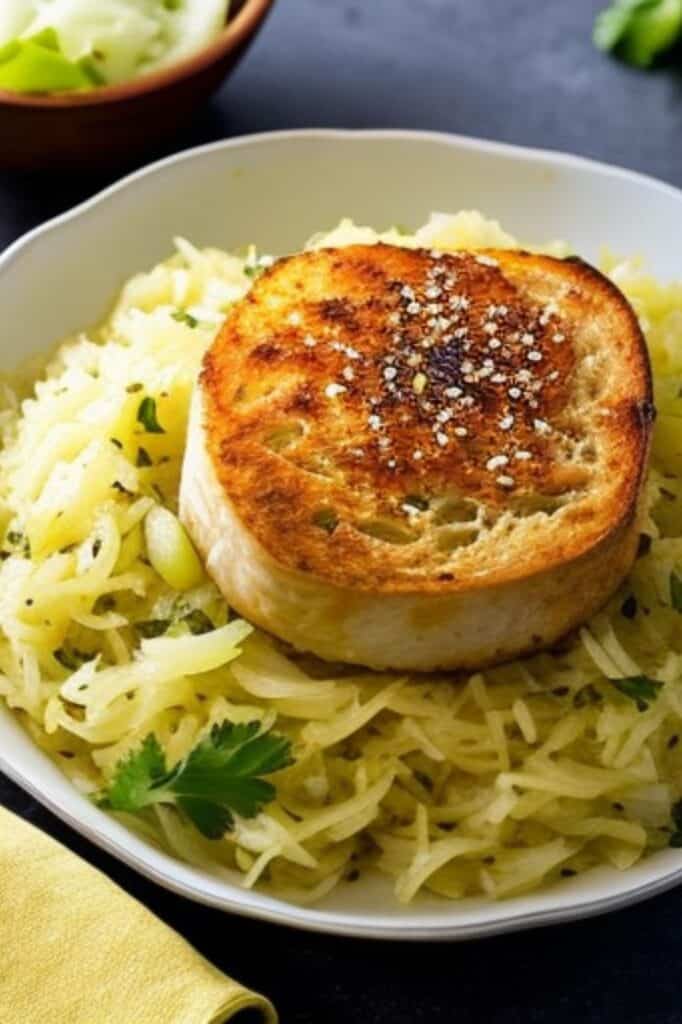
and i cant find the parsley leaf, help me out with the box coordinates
[137,397,165,434]
[670,571,682,612]
[594,0,682,67]
[171,309,198,329]
[181,609,215,635]
[100,720,293,839]
[611,675,663,711]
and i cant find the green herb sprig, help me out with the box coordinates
[100,721,293,839]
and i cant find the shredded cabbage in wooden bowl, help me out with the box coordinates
[1,212,681,906]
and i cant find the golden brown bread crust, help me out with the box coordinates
[198,245,653,597]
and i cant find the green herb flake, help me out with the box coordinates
[182,609,215,635]
[54,647,94,671]
[111,480,134,496]
[136,446,153,468]
[670,571,682,612]
[573,683,603,709]
[100,720,293,840]
[621,594,638,619]
[136,397,165,434]
[126,382,143,393]
[135,619,171,639]
[611,675,663,711]
[171,309,198,329]
[110,437,123,449]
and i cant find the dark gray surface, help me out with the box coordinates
[2,2,682,1021]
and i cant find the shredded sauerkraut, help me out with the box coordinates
[1,212,681,905]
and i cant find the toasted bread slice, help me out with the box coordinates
[180,244,653,671]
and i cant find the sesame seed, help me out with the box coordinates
[387,458,397,469]
[476,255,499,267]
[486,455,509,471]
[425,286,442,299]
[445,386,463,399]
[460,396,475,407]
[400,285,415,300]
[383,366,398,381]
[488,338,502,350]
[454,426,468,437]
[413,449,424,461]
[534,418,551,435]
[491,373,507,384]
[553,333,565,344]
[303,334,317,348]
[437,409,453,423]
[388,311,401,325]
[407,353,422,367]
[435,431,449,447]
[325,383,346,398]
[483,323,498,336]
[453,327,468,339]
[288,311,302,326]
[516,369,532,383]
[461,360,474,375]
[527,350,543,363]
[500,415,514,430]
[521,332,535,346]
[496,475,515,488]
[515,450,532,460]
[508,387,522,400]
[548,370,560,381]
[412,373,427,394]
[368,414,382,430]
[407,301,422,315]
[342,366,355,382]
[378,436,391,449]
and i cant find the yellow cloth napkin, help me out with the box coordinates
[0,805,277,1023]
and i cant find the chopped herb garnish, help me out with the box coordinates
[171,309,198,328]
[611,675,663,712]
[244,264,264,280]
[573,683,603,709]
[560,868,578,878]
[111,480,134,496]
[670,800,682,848]
[137,396,165,434]
[54,646,94,671]
[182,609,214,635]
[136,446,153,468]
[670,572,682,612]
[110,437,123,449]
[668,734,680,750]
[99,720,293,839]
[92,538,102,558]
[6,531,22,545]
[126,382,143,393]
[621,594,638,619]
[135,619,171,639]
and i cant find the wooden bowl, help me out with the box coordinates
[0,0,275,171]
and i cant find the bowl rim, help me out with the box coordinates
[1,128,682,940]
[0,0,274,110]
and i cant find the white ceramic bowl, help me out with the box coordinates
[1,130,682,940]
